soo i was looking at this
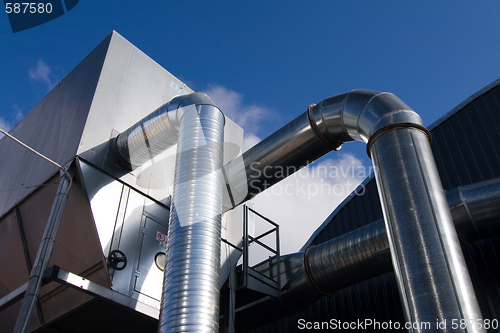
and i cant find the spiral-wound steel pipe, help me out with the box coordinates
[158,104,225,332]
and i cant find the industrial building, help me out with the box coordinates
[0,31,499,332]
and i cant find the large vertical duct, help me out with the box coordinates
[114,93,225,333]
[370,129,481,332]
[159,103,225,332]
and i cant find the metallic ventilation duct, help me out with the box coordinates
[233,90,430,203]
[235,90,483,332]
[291,176,500,299]
[276,219,391,312]
[115,93,225,333]
[160,105,225,333]
[447,177,500,245]
[115,93,219,170]
[115,89,485,332]
[246,177,500,325]
[306,219,391,295]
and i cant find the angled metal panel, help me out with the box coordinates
[0,32,111,219]
[76,32,195,205]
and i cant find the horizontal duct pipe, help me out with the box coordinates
[227,89,483,331]
[239,177,500,329]
[284,176,500,305]
[447,177,500,245]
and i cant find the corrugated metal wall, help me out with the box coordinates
[249,79,500,332]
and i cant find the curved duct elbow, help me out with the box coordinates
[114,93,220,170]
[239,90,430,204]
[308,90,427,148]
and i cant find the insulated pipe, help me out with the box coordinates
[115,93,217,170]
[228,112,333,202]
[370,129,482,332]
[306,218,391,295]
[234,90,484,332]
[277,219,391,311]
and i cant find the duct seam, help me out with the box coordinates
[365,123,432,158]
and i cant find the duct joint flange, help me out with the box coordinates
[365,123,432,158]
[304,246,334,297]
[307,103,343,151]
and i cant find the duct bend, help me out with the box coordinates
[237,90,431,205]
[308,89,430,150]
[114,93,222,170]
[240,89,482,330]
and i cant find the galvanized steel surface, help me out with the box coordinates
[115,103,177,170]
[239,90,426,204]
[308,90,423,144]
[238,112,330,201]
[447,177,500,245]
[371,129,484,332]
[307,219,391,295]
[159,103,225,332]
[278,80,500,333]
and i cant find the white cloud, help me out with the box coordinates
[12,104,24,121]
[249,153,370,257]
[0,105,25,140]
[202,84,271,151]
[0,117,12,139]
[243,133,261,152]
[29,59,54,90]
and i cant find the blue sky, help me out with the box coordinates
[1,1,500,254]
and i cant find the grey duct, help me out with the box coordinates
[237,177,500,330]
[115,93,225,333]
[115,89,484,332]
[230,90,484,332]
[447,177,500,245]
[274,219,391,311]
[282,176,500,309]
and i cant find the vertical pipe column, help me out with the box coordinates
[370,128,483,332]
[158,105,225,333]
